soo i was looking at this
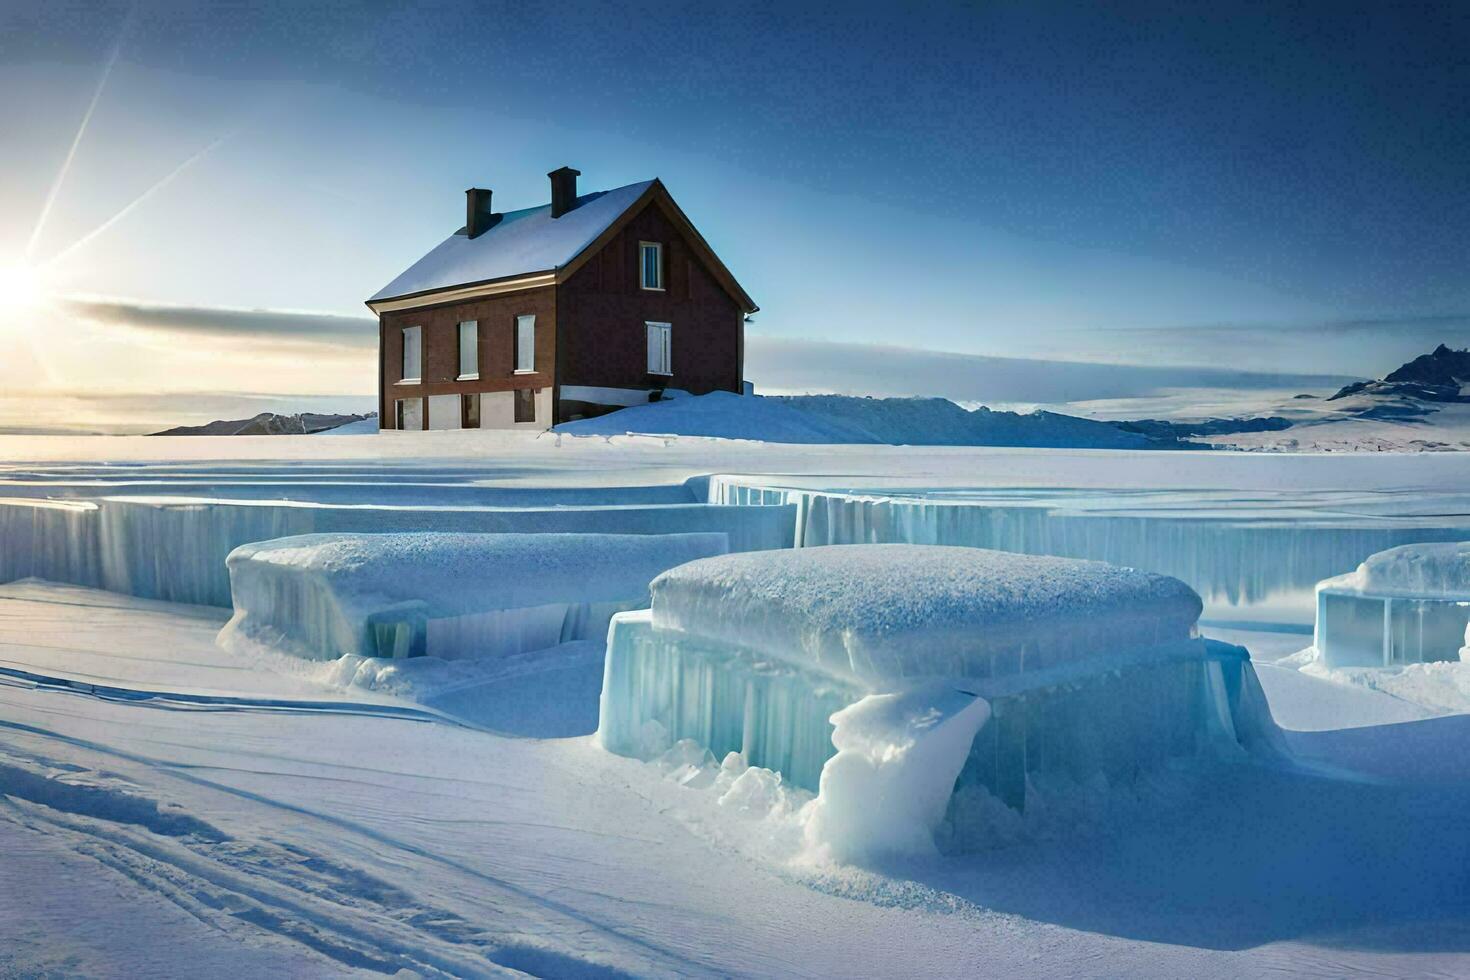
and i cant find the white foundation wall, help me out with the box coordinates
[480,388,551,430]
[427,395,461,430]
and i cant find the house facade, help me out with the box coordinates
[367,169,757,430]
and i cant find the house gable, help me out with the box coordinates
[558,181,757,315]
[366,179,755,317]
[555,196,744,401]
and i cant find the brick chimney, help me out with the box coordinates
[465,188,495,238]
[548,167,581,218]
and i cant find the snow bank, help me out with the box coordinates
[775,395,1165,449]
[1299,656,1470,713]
[220,531,727,661]
[1315,543,1470,668]
[557,391,1167,448]
[802,685,990,862]
[558,391,878,443]
[649,544,1203,685]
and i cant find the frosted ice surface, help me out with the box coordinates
[220,531,727,661]
[1330,542,1470,596]
[650,544,1203,685]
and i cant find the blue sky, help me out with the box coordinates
[1,1,1467,431]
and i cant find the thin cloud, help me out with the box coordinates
[745,336,1357,405]
[40,301,1365,419]
[1095,313,1470,347]
[64,296,377,345]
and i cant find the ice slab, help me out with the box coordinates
[0,495,794,607]
[220,531,728,662]
[1315,543,1470,668]
[709,477,1470,624]
[649,544,1203,686]
[601,545,1279,807]
[0,498,100,587]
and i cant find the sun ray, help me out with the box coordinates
[43,132,231,270]
[24,4,134,261]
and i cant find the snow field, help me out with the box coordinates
[8,444,1470,974]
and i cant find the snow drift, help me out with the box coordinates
[802,685,991,863]
[558,391,1178,448]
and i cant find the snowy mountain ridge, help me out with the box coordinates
[1327,343,1470,415]
[152,411,375,436]
[1209,344,1470,451]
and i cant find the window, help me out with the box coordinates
[514,387,536,423]
[646,321,672,375]
[457,321,478,379]
[515,314,536,373]
[400,326,422,383]
[640,242,663,290]
[461,393,480,428]
[395,397,423,430]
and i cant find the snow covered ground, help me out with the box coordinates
[5,433,1470,976]
[3,580,1470,977]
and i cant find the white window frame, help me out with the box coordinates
[646,321,672,376]
[457,321,478,380]
[399,325,422,384]
[639,241,664,291]
[514,315,536,374]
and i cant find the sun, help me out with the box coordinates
[0,261,50,315]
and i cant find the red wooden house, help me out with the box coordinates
[367,168,757,430]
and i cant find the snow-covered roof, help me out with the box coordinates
[649,544,1204,685]
[369,180,656,303]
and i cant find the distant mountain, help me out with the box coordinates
[1202,344,1470,451]
[152,412,375,436]
[1116,416,1294,441]
[1326,344,1470,417]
